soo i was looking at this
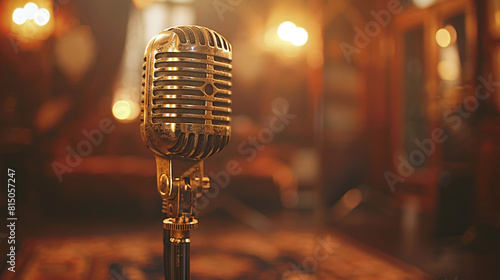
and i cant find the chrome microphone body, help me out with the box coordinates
[140,26,232,280]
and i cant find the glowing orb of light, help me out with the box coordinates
[24,2,39,20]
[413,0,437,9]
[12,8,27,25]
[112,100,133,120]
[290,27,308,46]
[437,60,460,81]
[34,8,50,26]
[436,28,451,48]
[277,21,297,42]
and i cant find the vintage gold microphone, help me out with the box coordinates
[140,26,232,280]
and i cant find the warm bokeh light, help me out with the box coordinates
[412,0,437,9]
[23,2,38,20]
[447,25,457,44]
[12,2,51,27]
[112,100,133,120]
[112,96,140,122]
[54,25,96,82]
[437,60,460,81]
[277,21,296,42]
[277,21,308,47]
[436,25,457,48]
[12,8,26,25]
[9,0,55,44]
[290,27,308,46]
[436,28,451,48]
[34,8,50,26]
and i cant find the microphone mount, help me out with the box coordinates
[155,155,211,280]
[155,155,210,228]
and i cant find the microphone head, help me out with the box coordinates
[140,26,232,160]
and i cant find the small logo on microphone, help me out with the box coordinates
[204,84,215,95]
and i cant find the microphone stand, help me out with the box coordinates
[164,227,191,279]
[155,156,209,280]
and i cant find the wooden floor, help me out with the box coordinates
[1,226,434,280]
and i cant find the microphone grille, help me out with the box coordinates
[168,26,232,51]
[141,26,232,159]
[166,131,230,158]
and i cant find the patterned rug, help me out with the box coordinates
[1,228,434,280]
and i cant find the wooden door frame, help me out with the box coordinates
[388,0,477,212]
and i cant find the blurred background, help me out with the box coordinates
[1,0,500,279]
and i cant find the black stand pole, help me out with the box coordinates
[164,228,190,280]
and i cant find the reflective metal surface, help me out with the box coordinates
[140,25,232,280]
[141,25,232,160]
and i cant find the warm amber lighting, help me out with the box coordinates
[436,28,451,48]
[437,60,460,81]
[112,100,133,120]
[277,21,296,42]
[23,2,38,19]
[12,2,51,26]
[12,8,26,25]
[34,8,50,26]
[112,95,140,122]
[436,25,457,48]
[413,0,437,9]
[277,21,308,47]
[447,25,457,44]
[9,1,54,42]
[290,27,308,46]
